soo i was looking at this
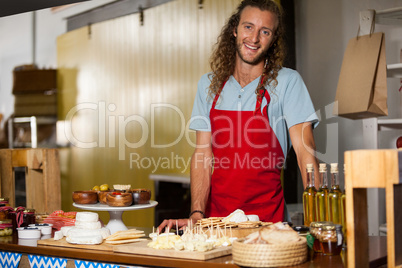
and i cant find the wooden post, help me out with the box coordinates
[0,148,61,214]
[345,149,401,267]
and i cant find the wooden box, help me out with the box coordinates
[0,149,61,214]
[12,69,57,94]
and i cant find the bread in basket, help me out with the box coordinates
[232,222,308,267]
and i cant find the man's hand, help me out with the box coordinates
[157,218,198,234]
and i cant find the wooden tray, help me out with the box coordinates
[114,240,232,260]
[37,237,114,252]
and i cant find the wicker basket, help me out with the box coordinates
[232,238,308,267]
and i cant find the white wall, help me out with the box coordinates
[0,0,116,123]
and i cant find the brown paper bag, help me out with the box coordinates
[333,32,388,119]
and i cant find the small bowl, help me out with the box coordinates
[98,190,112,204]
[17,227,41,239]
[132,188,151,205]
[106,192,133,207]
[72,190,98,204]
[28,223,53,235]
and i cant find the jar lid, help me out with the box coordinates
[310,221,332,228]
[0,219,12,224]
[335,224,342,230]
[24,209,35,213]
[293,225,309,233]
[322,224,336,231]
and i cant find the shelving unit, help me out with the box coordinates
[8,116,57,148]
[358,8,402,237]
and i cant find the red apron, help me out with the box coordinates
[206,78,285,222]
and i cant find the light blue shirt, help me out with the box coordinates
[189,67,319,159]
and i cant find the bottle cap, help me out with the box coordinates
[319,163,327,172]
[330,163,338,173]
[306,163,314,172]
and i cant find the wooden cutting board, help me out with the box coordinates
[37,237,114,252]
[114,240,232,260]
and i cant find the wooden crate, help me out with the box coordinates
[345,149,402,268]
[12,69,57,94]
[0,149,61,214]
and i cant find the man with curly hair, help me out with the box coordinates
[159,0,318,232]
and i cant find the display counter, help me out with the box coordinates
[0,234,386,268]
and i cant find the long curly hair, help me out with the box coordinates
[208,0,285,99]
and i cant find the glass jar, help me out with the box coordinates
[0,204,6,220]
[310,221,331,253]
[22,209,36,227]
[7,210,17,230]
[0,198,9,207]
[0,219,13,236]
[334,224,344,255]
[319,224,343,255]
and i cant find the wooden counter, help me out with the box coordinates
[0,234,386,268]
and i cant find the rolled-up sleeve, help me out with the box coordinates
[189,74,212,132]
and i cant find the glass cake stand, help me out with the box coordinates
[73,201,158,234]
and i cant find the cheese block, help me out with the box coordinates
[66,234,103,245]
[67,227,102,237]
[66,227,110,238]
[65,227,106,245]
[61,226,74,236]
[75,220,101,230]
[54,230,63,241]
[247,215,260,222]
[75,212,99,222]
[100,227,111,239]
[222,209,248,223]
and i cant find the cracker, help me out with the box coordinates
[105,229,145,241]
[105,238,147,244]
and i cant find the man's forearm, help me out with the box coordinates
[190,150,212,215]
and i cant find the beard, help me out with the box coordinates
[235,40,270,66]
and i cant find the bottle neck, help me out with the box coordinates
[307,170,315,188]
[331,172,339,188]
[320,171,328,188]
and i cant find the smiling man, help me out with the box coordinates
[158,0,319,232]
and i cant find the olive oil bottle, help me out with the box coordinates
[328,163,342,224]
[341,164,347,245]
[316,163,329,221]
[303,164,317,226]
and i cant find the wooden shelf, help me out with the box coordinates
[377,118,402,131]
[387,63,402,78]
[376,7,402,25]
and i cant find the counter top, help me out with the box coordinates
[0,234,386,268]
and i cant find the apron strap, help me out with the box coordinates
[254,74,269,115]
[211,80,228,109]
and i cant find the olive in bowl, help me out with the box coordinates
[132,188,151,204]
[72,190,98,204]
[106,192,133,207]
